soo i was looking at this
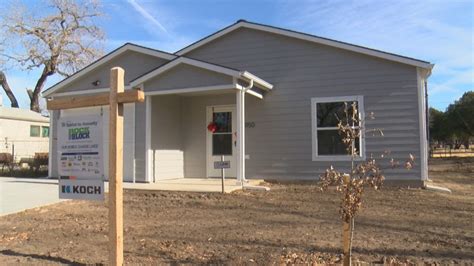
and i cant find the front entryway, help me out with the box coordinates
[206,105,237,177]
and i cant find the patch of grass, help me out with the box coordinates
[0,168,48,178]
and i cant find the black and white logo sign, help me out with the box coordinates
[59,179,104,201]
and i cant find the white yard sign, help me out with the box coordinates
[58,115,104,200]
[58,115,103,178]
[59,179,104,201]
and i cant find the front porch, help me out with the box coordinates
[144,88,251,184]
[131,57,273,184]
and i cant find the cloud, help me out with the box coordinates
[125,0,168,34]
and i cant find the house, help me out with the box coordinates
[0,96,50,163]
[43,20,433,186]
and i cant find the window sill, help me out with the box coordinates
[312,155,366,162]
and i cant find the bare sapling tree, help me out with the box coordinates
[0,0,104,112]
[319,102,415,265]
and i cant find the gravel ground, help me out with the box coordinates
[0,158,472,265]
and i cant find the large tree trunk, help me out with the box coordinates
[30,66,52,112]
[0,71,19,108]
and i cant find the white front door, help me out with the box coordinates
[206,105,237,177]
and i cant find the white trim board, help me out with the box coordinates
[48,86,133,98]
[417,68,429,181]
[47,110,54,178]
[43,43,176,97]
[145,96,153,183]
[145,84,238,96]
[145,84,265,100]
[48,83,264,99]
[176,21,433,70]
[130,103,136,183]
[49,88,109,98]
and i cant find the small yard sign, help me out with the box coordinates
[57,115,103,178]
[214,160,230,169]
[59,179,104,200]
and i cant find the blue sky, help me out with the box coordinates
[1,0,472,111]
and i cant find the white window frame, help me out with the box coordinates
[311,95,365,161]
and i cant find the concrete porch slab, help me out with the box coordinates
[120,178,265,193]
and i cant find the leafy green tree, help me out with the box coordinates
[429,107,450,143]
[446,91,473,148]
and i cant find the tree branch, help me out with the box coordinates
[0,71,19,108]
[0,0,104,111]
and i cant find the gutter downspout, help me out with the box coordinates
[241,79,253,185]
[238,79,270,192]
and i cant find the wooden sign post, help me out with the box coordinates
[109,67,125,265]
[47,67,144,266]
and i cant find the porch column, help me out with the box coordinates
[236,89,245,184]
[145,95,153,183]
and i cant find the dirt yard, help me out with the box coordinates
[0,158,472,264]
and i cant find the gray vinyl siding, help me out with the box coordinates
[144,64,233,92]
[185,28,422,180]
[134,101,147,182]
[151,95,184,179]
[58,51,169,93]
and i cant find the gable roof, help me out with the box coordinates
[0,106,49,123]
[130,56,273,90]
[43,43,177,97]
[175,20,434,70]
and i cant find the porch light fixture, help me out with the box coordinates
[92,80,101,86]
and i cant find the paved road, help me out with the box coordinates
[0,177,63,216]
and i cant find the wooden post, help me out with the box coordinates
[109,67,124,265]
[46,67,144,266]
[342,174,351,266]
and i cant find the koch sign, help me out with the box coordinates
[214,161,231,169]
[58,115,103,178]
[59,179,104,200]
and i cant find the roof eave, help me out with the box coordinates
[241,71,273,90]
[43,43,177,97]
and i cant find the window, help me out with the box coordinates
[212,111,233,155]
[311,96,364,161]
[30,125,41,137]
[42,126,49,138]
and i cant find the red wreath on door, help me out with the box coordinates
[207,122,217,133]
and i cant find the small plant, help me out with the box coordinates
[319,102,415,265]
